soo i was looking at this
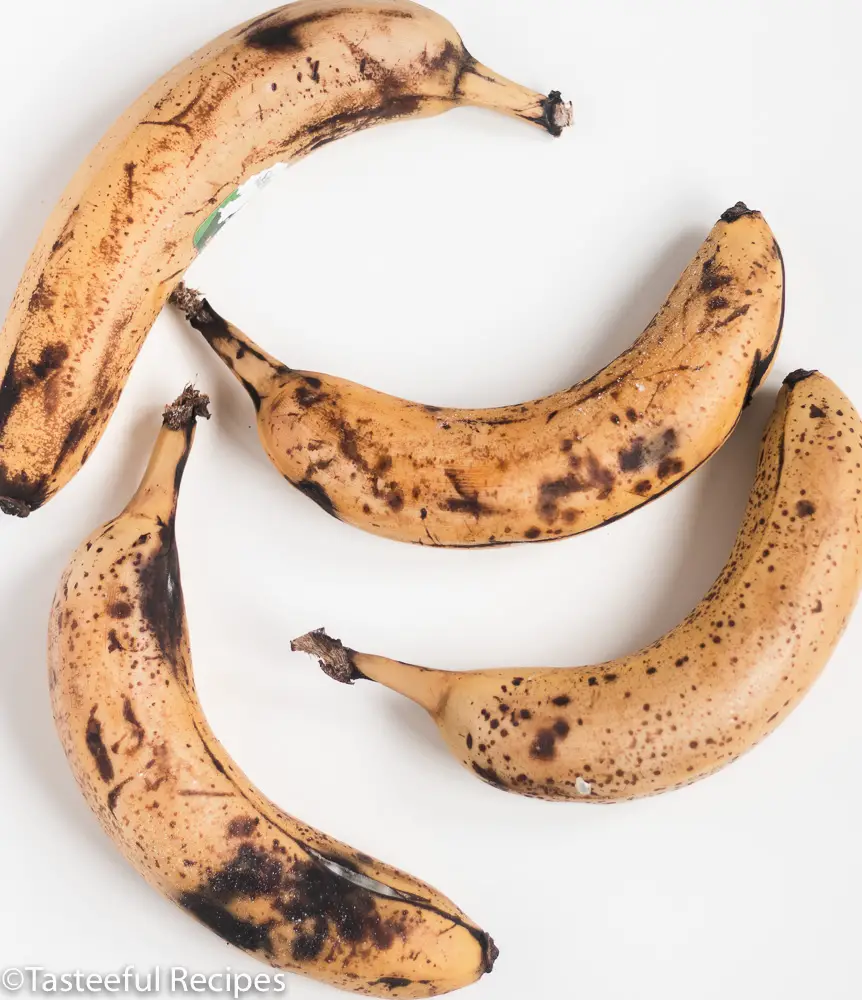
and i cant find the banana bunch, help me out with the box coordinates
[50,389,495,998]
[172,203,784,546]
[0,0,570,518]
[294,370,862,801]
[4,0,856,994]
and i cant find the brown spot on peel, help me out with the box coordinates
[86,706,115,783]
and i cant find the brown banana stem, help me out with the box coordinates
[456,61,572,135]
[123,387,209,522]
[171,285,287,404]
[292,629,451,716]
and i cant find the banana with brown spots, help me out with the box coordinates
[172,203,784,546]
[0,0,570,518]
[293,370,862,801]
[49,388,497,997]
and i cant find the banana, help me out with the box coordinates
[49,388,496,997]
[293,370,862,802]
[0,1,570,519]
[172,204,784,546]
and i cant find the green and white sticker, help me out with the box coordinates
[193,163,289,251]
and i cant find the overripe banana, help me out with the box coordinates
[293,370,862,802]
[172,204,784,546]
[49,388,496,997]
[0,1,570,518]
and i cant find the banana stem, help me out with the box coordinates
[170,284,288,408]
[291,629,452,717]
[457,61,572,136]
[123,386,209,523]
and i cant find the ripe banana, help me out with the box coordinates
[49,388,496,997]
[294,370,862,802]
[172,204,784,546]
[0,1,570,518]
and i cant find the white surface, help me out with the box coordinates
[1,1,860,998]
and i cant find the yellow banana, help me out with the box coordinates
[173,204,783,546]
[0,1,570,518]
[294,370,862,802]
[49,388,495,997]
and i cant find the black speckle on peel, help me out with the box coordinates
[809,404,826,419]
[118,697,144,752]
[207,844,283,898]
[300,96,427,157]
[294,479,339,519]
[707,296,730,312]
[239,377,262,411]
[657,457,685,480]
[743,241,784,407]
[796,500,816,517]
[51,417,88,477]
[245,10,344,51]
[699,255,733,293]
[618,438,646,472]
[180,893,274,954]
[442,469,491,518]
[30,343,69,380]
[277,858,406,962]
[86,706,115,783]
[138,520,186,680]
[372,980,413,992]
[714,304,751,328]
[107,776,134,813]
[180,839,423,962]
[551,695,570,706]
[228,816,260,838]
[294,386,328,407]
[530,730,557,760]
[0,347,25,440]
[472,762,506,789]
[109,601,132,620]
[27,274,55,314]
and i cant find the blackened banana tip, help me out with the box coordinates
[482,934,500,973]
[0,496,31,518]
[721,201,759,223]
[784,369,819,387]
[541,90,573,137]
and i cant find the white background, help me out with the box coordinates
[1,1,860,998]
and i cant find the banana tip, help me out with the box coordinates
[543,90,573,136]
[482,934,500,974]
[163,386,211,429]
[0,496,32,518]
[783,369,819,387]
[291,629,363,684]
[720,201,759,223]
